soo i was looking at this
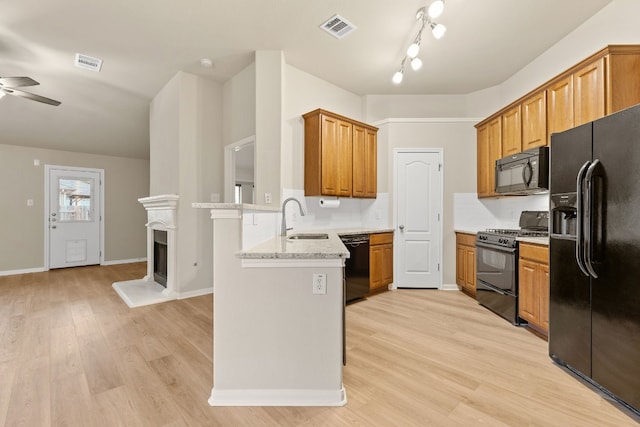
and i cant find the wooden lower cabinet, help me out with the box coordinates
[369,232,393,294]
[455,233,476,297]
[518,243,549,334]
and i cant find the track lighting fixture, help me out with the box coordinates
[391,0,447,85]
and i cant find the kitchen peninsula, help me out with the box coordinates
[194,203,348,407]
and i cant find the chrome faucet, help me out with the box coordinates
[281,197,306,236]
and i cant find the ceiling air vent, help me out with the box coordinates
[74,53,103,72]
[320,14,357,39]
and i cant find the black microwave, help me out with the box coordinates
[495,146,549,195]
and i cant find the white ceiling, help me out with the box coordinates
[0,0,612,159]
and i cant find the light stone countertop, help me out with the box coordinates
[240,232,350,260]
[239,228,394,259]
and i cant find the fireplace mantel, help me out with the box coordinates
[112,194,179,307]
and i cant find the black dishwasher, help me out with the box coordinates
[341,234,370,303]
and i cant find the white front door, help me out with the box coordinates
[47,167,102,269]
[395,150,443,288]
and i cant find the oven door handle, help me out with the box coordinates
[475,241,517,253]
[478,280,509,296]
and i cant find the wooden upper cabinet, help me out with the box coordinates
[352,125,377,198]
[501,105,522,156]
[574,57,605,126]
[477,117,501,198]
[608,49,640,113]
[303,109,377,198]
[319,115,352,196]
[546,75,574,140]
[521,91,547,149]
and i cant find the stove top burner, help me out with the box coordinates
[485,228,549,237]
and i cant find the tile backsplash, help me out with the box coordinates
[454,192,549,231]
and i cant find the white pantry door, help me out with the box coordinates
[48,167,102,269]
[395,150,442,288]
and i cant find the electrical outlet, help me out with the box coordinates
[264,193,272,204]
[312,273,327,295]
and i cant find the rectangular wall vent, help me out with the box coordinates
[74,53,103,72]
[320,14,357,39]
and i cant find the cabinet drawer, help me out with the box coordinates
[519,243,549,264]
[455,232,476,247]
[370,232,393,245]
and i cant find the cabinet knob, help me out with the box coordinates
[399,224,405,230]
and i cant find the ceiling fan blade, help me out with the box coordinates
[0,76,39,88]
[2,88,61,106]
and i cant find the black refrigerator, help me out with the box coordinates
[549,104,640,415]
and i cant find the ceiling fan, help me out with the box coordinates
[0,76,61,106]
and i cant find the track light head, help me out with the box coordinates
[407,41,420,59]
[431,22,446,39]
[428,0,445,19]
[410,57,423,71]
[392,69,404,84]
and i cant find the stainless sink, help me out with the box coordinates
[287,233,329,240]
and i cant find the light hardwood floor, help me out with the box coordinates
[1,263,638,426]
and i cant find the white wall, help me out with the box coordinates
[255,51,284,206]
[282,64,364,194]
[223,62,256,145]
[149,73,180,195]
[150,71,223,296]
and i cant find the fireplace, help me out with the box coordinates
[153,230,168,287]
[112,194,179,307]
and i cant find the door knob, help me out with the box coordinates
[51,225,57,229]
[399,224,405,230]
[51,213,57,217]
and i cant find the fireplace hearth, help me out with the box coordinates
[112,194,179,308]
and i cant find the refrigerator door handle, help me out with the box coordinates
[584,159,601,278]
[575,161,591,277]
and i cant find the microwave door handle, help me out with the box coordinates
[575,161,591,277]
[584,159,601,279]
[521,160,533,186]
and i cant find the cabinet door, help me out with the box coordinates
[476,124,490,197]
[574,57,605,126]
[464,247,476,294]
[382,243,393,285]
[477,117,501,198]
[352,126,377,198]
[502,105,522,156]
[336,119,353,197]
[518,259,538,323]
[370,244,385,290]
[364,128,377,198]
[320,115,340,196]
[522,91,547,149]
[539,263,550,333]
[547,76,574,143]
[456,244,466,286]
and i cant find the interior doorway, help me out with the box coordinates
[45,165,104,269]
[394,149,443,288]
[224,136,255,203]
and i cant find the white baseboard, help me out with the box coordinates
[102,257,147,266]
[0,266,47,277]
[440,283,460,291]
[208,386,347,407]
[178,287,213,299]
